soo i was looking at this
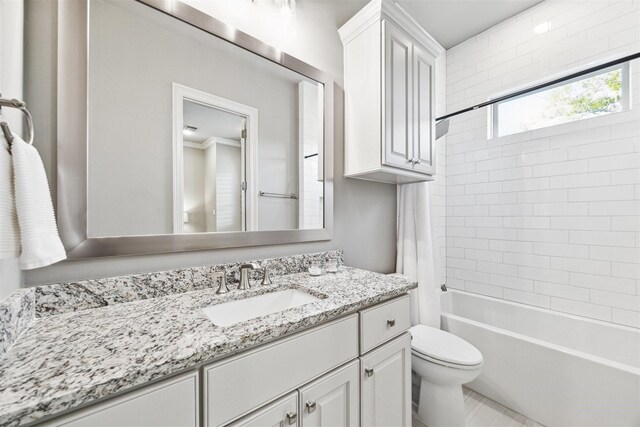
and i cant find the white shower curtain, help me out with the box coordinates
[396,182,440,328]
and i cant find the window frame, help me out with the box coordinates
[489,61,631,139]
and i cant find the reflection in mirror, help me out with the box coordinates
[86,0,325,238]
[180,100,247,234]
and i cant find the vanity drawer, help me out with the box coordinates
[359,294,411,354]
[203,314,358,427]
[42,371,199,427]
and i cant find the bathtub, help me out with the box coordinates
[440,289,640,427]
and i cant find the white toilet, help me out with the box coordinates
[410,324,483,427]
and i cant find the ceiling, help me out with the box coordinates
[395,0,544,48]
[330,0,544,49]
[183,101,243,144]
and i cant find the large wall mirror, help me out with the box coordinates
[57,0,333,259]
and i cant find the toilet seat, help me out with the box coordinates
[410,325,483,369]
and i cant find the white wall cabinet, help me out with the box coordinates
[340,0,444,184]
[360,333,412,427]
[383,21,414,173]
[41,296,412,427]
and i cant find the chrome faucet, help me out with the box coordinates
[238,263,259,290]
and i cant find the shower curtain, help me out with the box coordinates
[396,182,440,328]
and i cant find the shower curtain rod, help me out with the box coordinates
[436,52,640,123]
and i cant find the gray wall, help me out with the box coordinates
[23,0,397,286]
[0,0,26,298]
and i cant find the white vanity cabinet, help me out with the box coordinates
[339,0,444,184]
[203,315,359,427]
[358,293,412,427]
[360,334,412,427]
[41,371,199,427]
[40,295,413,427]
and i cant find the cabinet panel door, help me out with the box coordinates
[44,372,199,427]
[412,44,436,175]
[360,333,412,427]
[299,360,359,427]
[228,392,299,427]
[383,20,414,171]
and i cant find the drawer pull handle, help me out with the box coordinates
[387,318,396,327]
[286,411,298,425]
[365,367,374,377]
[306,401,317,413]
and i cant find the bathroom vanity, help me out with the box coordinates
[45,298,410,427]
[0,255,416,427]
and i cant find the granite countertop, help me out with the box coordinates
[0,267,416,426]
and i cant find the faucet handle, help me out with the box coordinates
[261,266,273,285]
[213,271,229,294]
[240,263,259,270]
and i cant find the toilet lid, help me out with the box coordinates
[410,325,483,367]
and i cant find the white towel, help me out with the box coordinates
[10,135,66,269]
[0,133,20,259]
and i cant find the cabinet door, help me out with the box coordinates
[360,333,412,427]
[412,43,436,175]
[228,392,299,427]
[43,372,199,427]
[383,20,414,171]
[298,360,359,427]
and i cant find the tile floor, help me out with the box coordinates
[412,387,545,427]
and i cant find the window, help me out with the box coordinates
[491,63,630,138]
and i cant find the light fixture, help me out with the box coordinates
[183,125,197,136]
[533,21,550,34]
[275,0,295,14]
[183,212,189,223]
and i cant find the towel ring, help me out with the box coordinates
[0,98,35,145]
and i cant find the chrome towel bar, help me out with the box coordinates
[259,191,298,200]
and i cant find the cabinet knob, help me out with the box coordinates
[286,411,298,425]
[414,159,421,164]
[387,318,396,327]
[365,367,374,377]
[306,401,317,413]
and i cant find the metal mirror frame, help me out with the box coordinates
[57,0,334,259]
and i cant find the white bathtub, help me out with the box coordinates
[440,289,640,427]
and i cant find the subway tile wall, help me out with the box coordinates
[443,0,640,327]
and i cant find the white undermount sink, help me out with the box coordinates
[202,288,321,327]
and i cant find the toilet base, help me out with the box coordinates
[416,378,465,427]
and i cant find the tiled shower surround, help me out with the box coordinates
[442,0,640,327]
